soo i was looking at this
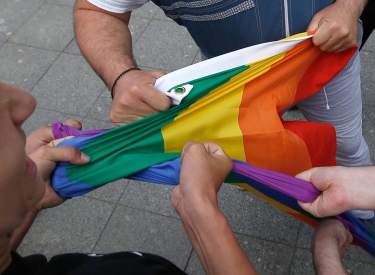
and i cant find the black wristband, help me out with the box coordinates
[111,68,141,100]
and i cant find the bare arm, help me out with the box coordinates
[312,219,352,275]
[74,0,171,125]
[74,0,134,86]
[172,142,257,275]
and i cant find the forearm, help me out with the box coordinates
[180,197,256,275]
[74,2,135,87]
[335,0,368,17]
[345,166,375,211]
[312,236,348,275]
[10,209,39,251]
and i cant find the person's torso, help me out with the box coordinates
[151,0,334,58]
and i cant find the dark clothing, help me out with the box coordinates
[360,0,375,49]
[151,0,335,58]
[3,251,187,275]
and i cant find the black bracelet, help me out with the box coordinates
[111,68,141,100]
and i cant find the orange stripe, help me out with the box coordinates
[238,40,320,175]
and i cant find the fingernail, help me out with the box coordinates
[80,153,91,162]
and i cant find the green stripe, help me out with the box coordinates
[67,65,249,186]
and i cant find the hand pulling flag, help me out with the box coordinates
[51,33,375,257]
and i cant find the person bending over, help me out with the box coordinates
[0,82,257,274]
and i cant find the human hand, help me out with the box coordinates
[171,141,233,217]
[29,137,90,211]
[295,166,375,217]
[110,70,171,125]
[307,1,364,52]
[26,119,82,155]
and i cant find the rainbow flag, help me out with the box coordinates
[53,32,353,191]
[51,33,375,256]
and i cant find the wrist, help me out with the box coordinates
[111,68,141,100]
[179,192,221,226]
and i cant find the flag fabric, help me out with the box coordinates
[50,33,375,257]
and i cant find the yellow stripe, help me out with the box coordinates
[162,83,247,159]
[162,48,290,160]
[282,32,309,40]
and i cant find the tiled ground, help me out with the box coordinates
[1,1,375,274]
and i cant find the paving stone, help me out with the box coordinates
[10,3,74,51]
[46,0,76,6]
[64,38,82,55]
[86,89,112,122]
[129,16,151,46]
[31,53,105,117]
[362,31,375,52]
[282,109,306,121]
[192,51,202,64]
[81,117,114,130]
[343,257,375,274]
[132,1,158,18]
[17,197,115,258]
[289,248,315,275]
[0,0,45,42]
[93,205,192,269]
[344,244,375,265]
[362,105,375,163]
[153,8,174,22]
[134,20,199,72]
[85,178,129,203]
[0,43,58,91]
[295,222,313,249]
[186,233,294,275]
[22,108,84,136]
[361,50,375,107]
[217,183,301,245]
[119,180,178,218]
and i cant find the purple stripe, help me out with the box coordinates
[52,121,109,139]
[232,160,321,203]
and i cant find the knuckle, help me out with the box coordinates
[66,147,79,159]
[160,99,171,111]
[189,142,204,153]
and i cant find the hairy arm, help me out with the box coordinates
[74,0,170,125]
[74,0,134,86]
[312,219,352,275]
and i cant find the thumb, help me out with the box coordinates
[44,146,91,165]
[295,168,317,182]
[202,142,228,157]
